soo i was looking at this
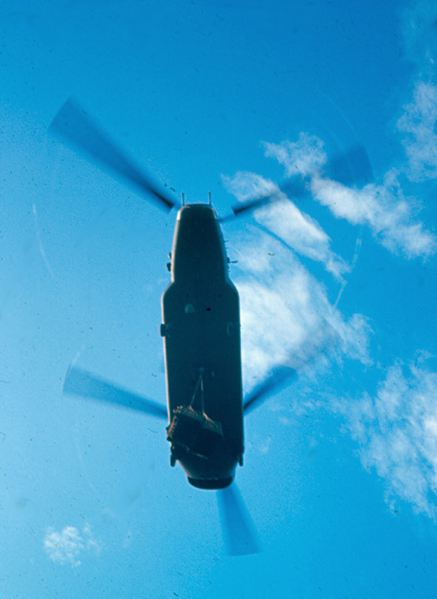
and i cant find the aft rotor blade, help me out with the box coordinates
[63,365,168,420]
[222,143,373,221]
[243,365,297,415]
[49,97,177,212]
[217,484,261,556]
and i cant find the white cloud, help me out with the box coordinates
[310,170,437,259]
[256,199,350,280]
[222,171,279,203]
[337,355,437,518]
[260,132,437,260]
[44,524,101,567]
[223,171,349,279]
[233,229,372,392]
[262,133,327,178]
[397,81,437,181]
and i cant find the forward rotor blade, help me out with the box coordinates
[217,484,261,556]
[243,365,297,415]
[63,365,168,420]
[49,97,177,212]
[222,143,373,221]
[324,142,373,186]
[221,176,308,222]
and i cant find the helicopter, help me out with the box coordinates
[50,98,371,555]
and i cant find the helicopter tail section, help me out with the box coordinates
[188,476,233,490]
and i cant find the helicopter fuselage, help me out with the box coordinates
[161,204,244,490]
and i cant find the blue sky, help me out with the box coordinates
[1,0,437,596]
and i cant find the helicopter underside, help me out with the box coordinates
[161,276,244,489]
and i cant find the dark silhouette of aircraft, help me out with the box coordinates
[50,98,372,555]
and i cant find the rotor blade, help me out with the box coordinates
[220,176,309,222]
[222,143,373,221]
[49,97,177,212]
[325,142,373,186]
[217,484,261,556]
[63,365,168,420]
[243,365,297,415]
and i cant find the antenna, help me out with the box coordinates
[181,192,185,206]
[208,191,211,205]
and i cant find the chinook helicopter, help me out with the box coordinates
[50,98,371,555]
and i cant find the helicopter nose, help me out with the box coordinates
[177,204,216,221]
[172,204,226,281]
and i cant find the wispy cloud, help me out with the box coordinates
[224,141,373,390]
[223,170,349,279]
[44,524,101,567]
[232,229,372,392]
[263,133,327,178]
[310,171,437,259]
[397,81,437,181]
[261,135,436,260]
[336,354,437,518]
